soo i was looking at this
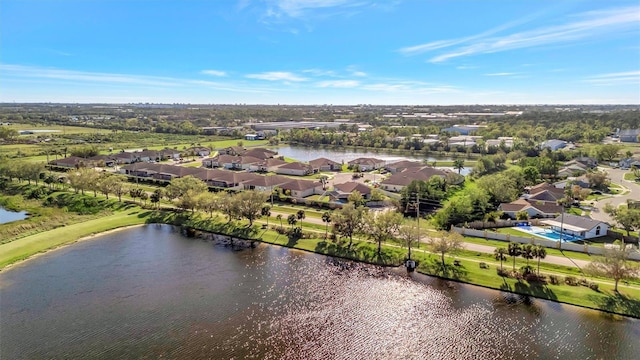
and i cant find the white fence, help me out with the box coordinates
[452,226,640,261]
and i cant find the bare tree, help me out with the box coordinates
[586,242,637,292]
[429,231,464,267]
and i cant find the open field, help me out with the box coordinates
[7,123,106,135]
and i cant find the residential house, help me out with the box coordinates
[112,152,138,164]
[158,148,182,161]
[280,179,324,198]
[250,158,287,172]
[218,146,246,156]
[309,157,342,172]
[245,134,258,141]
[274,162,314,176]
[202,155,262,170]
[87,154,116,167]
[242,174,291,192]
[540,139,567,151]
[541,214,609,239]
[347,157,385,171]
[380,166,447,192]
[332,182,371,200]
[498,199,562,219]
[568,156,598,169]
[243,148,277,160]
[384,160,424,174]
[557,163,588,178]
[187,147,211,157]
[135,150,158,162]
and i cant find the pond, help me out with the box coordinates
[0,206,28,224]
[270,145,471,175]
[1,225,637,359]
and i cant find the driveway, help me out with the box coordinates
[591,167,640,224]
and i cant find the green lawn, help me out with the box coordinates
[0,209,151,269]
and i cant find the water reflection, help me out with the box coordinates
[0,225,637,359]
[0,206,27,224]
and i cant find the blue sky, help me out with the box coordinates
[1,0,639,104]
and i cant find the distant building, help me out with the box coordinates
[540,139,567,151]
[618,129,640,143]
[441,125,486,135]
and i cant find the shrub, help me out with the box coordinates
[578,278,589,287]
[589,282,599,291]
[549,275,561,285]
[479,262,489,269]
[520,265,534,276]
[496,268,509,277]
[565,276,578,286]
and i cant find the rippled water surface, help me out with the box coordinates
[1,225,638,359]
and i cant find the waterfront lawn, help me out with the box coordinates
[0,209,151,269]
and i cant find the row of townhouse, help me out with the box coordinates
[120,163,325,198]
[48,148,184,169]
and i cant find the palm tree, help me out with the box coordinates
[287,214,297,230]
[296,210,305,230]
[261,205,271,227]
[522,244,535,267]
[453,159,465,174]
[322,211,332,239]
[276,214,283,228]
[535,245,547,275]
[508,242,522,271]
[494,247,507,272]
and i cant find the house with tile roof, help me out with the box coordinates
[332,181,371,200]
[347,157,385,171]
[384,160,424,174]
[309,157,341,171]
[498,199,562,219]
[280,179,324,198]
[380,166,447,192]
[274,162,314,176]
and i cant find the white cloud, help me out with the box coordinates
[265,0,367,18]
[317,80,360,88]
[245,71,308,81]
[399,6,640,63]
[0,64,181,87]
[0,64,273,93]
[201,70,227,77]
[484,72,519,77]
[583,70,640,86]
[302,68,338,77]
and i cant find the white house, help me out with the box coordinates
[541,214,609,239]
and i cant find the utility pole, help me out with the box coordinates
[415,192,420,247]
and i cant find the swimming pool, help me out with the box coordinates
[512,225,582,242]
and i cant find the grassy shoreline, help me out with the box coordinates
[1,209,639,318]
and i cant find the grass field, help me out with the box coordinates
[0,209,151,269]
[7,123,106,135]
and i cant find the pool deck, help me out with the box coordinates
[511,226,582,242]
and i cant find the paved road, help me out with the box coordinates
[463,242,590,268]
[591,168,640,224]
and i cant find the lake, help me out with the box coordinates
[270,145,471,175]
[1,225,638,359]
[0,206,28,224]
